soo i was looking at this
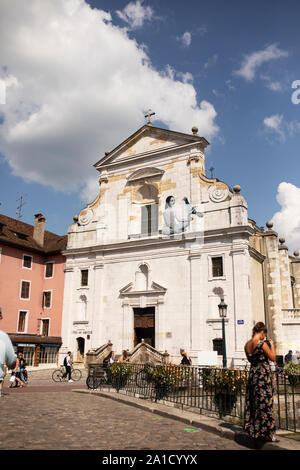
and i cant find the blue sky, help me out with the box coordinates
[0,0,300,250]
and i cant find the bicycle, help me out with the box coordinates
[86,365,112,390]
[52,364,82,382]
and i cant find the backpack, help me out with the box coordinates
[63,356,68,367]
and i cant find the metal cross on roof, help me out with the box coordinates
[144,109,155,124]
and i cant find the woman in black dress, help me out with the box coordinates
[244,322,278,442]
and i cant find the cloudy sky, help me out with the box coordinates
[0,0,300,252]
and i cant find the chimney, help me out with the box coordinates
[33,213,46,247]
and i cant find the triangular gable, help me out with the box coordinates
[119,280,167,295]
[94,124,209,169]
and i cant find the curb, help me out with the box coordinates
[72,389,300,451]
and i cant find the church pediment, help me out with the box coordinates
[94,124,209,169]
[119,280,167,296]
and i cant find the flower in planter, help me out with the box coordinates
[109,363,132,391]
[283,362,300,386]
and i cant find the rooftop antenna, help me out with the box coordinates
[16,195,27,220]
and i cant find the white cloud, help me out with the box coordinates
[177,31,192,47]
[263,114,300,142]
[234,43,289,82]
[0,0,219,202]
[271,182,300,253]
[260,74,283,92]
[267,81,282,91]
[263,114,285,140]
[116,0,153,29]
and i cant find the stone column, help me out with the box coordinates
[291,252,300,308]
[188,251,202,351]
[278,238,293,310]
[188,148,204,233]
[122,300,134,351]
[155,298,164,351]
[60,264,75,364]
[262,222,283,354]
[92,262,104,349]
[229,186,248,227]
[230,245,252,353]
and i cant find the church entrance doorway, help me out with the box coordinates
[133,307,155,348]
[76,337,85,362]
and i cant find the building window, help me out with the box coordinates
[22,255,32,269]
[45,262,54,278]
[43,291,52,308]
[141,204,158,235]
[18,311,27,333]
[213,338,223,356]
[41,319,50,336]
[39,346,58,364]
[20,281,30,299]
[81,269,89,287]
[212,257,223,277]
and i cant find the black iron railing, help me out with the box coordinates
[87,363,300,432]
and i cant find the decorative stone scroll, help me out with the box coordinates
[78,208,94,226]
[208,183,229,203]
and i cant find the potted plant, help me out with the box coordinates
[202,367,246,418]
[148,365,177,401]
[109,363,132,392]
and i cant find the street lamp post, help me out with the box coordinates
[218,298,228,368]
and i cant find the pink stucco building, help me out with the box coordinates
[0,213,67,366]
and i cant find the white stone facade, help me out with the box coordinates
[60,124,269,366]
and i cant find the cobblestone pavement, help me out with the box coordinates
[0,370,250,451]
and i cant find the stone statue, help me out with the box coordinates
[162,195,203,235]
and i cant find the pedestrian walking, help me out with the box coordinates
[10,355,27,388]
[0,330,17,397]
[243,322,278,443]
[62,351,73,382]
[15,352,27,386]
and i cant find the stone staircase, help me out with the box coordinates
[85,340,169,367]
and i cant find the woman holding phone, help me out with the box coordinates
[244,322,278,442]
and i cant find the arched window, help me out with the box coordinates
[138,184,159,236]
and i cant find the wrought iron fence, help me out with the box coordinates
[87,363,300,432]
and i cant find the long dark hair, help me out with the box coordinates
[252,321,267,338]
[103,351,113,363]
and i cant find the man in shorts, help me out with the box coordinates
[0,330,17,397]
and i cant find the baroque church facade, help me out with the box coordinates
[60,119,300,366]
